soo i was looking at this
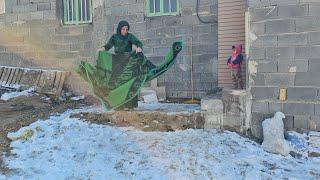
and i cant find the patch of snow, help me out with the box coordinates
[286,131,309,158]
[0,87,35,101]
[2,108,320,179]
[40,96,51,101]
[0,84,21,89]
[142,93,158,103]
[70,95,85,101]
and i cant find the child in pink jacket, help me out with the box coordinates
[227,44,244,89]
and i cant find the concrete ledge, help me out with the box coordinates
[201,89,247,134]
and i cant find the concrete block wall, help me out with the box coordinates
[93,0,218,99]
[201,89,247,134]
[4,0,57,22]
[0,0,218,98]
[0,0,95,94]
[248,0,320,140]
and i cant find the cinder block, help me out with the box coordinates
[309,4,320,17]
[287,87,317,101]
[294,46,310,59]
[251,35,277,48]
[257,61,277,73]
[153,47,171,55]
[309,116,320,131]
[295,72,320,86]
[155,27,175,37]
[43,10,56,20]
[252,101,269,113]
[278,4,308,18]
[251,124,263,141]
[268,102,283,113]
[110,6,128,15]
[283,115,294,130]
[300,0,319,3]
[163,17,182,27]
[12,5,26,13]
[30,11,43,20]
[309,31,320,45]
[174,26,193,35]
[252,73,265,86]
[278,60,308,73]
[296,17,320,32]
[249,48,265,60]
[250,112,273,141]
[251,86,279,100]
[310,46,320,59]
[223,114,243,128]
[249,6,278,22]
[270,0,299,5]
[316,104,320,115]
[5,0,18,6]
[201,98,223,113]
[294,115,310,129]
[266,47,294,60]
[283,103,315,116]
[37,3,51,11]
[204,114,223,129]
[278,33,308,46]
[265,73,295,86]
[309,59,320,72]
[250,22,265,35]
[265,19,295,34]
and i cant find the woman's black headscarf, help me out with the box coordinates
[117,20,130,36]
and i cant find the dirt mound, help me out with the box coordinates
[71,111,204,132]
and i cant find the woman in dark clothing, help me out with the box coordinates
[227,44,244,89]
[104,20,143,110]
[104,20,143,54]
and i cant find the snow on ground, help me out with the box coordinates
[0,87,35,101]
[1,107,320,179]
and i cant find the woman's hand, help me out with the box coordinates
[135,47,142,53]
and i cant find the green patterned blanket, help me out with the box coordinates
[76,41,183,110]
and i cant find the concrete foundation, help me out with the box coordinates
[201,89,248,134]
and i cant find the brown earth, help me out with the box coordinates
[71,111,204,132]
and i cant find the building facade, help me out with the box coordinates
[248,0,320,139]
[0,0,218,98]
[1,0,319,139]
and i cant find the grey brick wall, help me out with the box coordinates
[4,0,56,22]
[0,0,218,99]
[248,0,320,140]
[93,0,218,99]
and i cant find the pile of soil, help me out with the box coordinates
[71,111,204,132]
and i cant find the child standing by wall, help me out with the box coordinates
[227,44,244,89]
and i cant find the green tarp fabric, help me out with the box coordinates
[76,41,183,110]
